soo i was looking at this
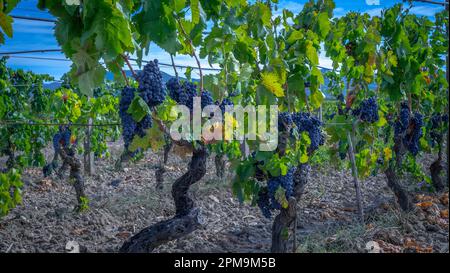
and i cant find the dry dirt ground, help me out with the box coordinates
[0,142,448,253]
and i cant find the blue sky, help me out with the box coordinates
[0,0,445,80]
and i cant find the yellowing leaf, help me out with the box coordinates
[305,41,318,65]
[376,111,387,127]
[72,103,81,121]
[224,112,239,140]
[300,153,308,164]
[261,72,284,97]
[416,201,433,208]
[383,147,392,161]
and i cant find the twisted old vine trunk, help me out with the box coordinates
[120,146,208,253]
[430,141,445,192]
[385,166,413,211]
[385,135,413,211]
[271,163,310,253]
[155,139,173,190]
[271,126,311,253]
[59,147,86,211]
[214,153,226,178]
[114,149,134,171]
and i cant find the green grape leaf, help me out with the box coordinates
[0,12,13,37]
[129,125,165,152]
[317,12,331,39]
[127,96,151,122]
[305,41,318,65]
[275,186,289,209]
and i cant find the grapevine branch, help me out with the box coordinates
[115,61,129,86]
[150,108,194,150]
[0,120,120,127]
[175,16,204,93]
[170,54,179,79]
[122,54,138,79]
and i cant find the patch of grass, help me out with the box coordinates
[296,223,369,253]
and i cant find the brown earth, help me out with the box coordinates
[0,142,448,253]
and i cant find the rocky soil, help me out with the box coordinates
[0,142,448,253]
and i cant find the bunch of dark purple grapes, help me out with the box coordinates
[216,98,234,114]
[119,86,152,149]
[429,113,449,147]
[394,103,424,156]
[352,97,379,123]
[166,78,214,111]
[52,125,72,151]
[257,167,296,218]
[394,102,410,139]
[136,59,166,107]
[403,112,423,156]
[44,125,72,177]
[267,167,296,210]
[292,112,325,152]
[278,112,293,132]
[257,187,272,218]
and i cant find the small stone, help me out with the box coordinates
[110,179,122,187]
[425,224,439,232]
[209,195,219,203]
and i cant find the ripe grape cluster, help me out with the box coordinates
[257,167,296,218]
[257,187,272,218]
[166,78,215,111]
[278,112,293,132]
[137,59,166,107]
[119,86,138,149]
[119,86,152,149]
[292,112,325,152]
[216,98,234,114]
[394,103,409,139]
[352,97,379,123]
[44,126,71,177]
[403,112,423,156]
[394,103,424,156]
[52,125,72,151]
[201,90,214,109]
[429,113,448,147]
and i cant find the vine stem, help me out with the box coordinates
[175,16,203,94]
[115,61,129,86]
[122,54,138,79]
[284,82,292,113]
[408,93,412,111]
[170,54,179,79]
[150,107,194,150]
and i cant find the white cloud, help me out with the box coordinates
[365,7,382,17]
[333,7,346,18]
[409,5,443,17]
[276,1,304,14]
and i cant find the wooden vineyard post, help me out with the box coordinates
[347,126,365,225]
[84,118,94,175]
[319,106,323,122]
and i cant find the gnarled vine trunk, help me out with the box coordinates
[214,153,225,178]
[430,144,445,192]
[155,139,173,190]
[385,166,413,212]
[271,163,310,253]
[384,134,413,212]
[120,146,208,253]
[59,147,86,211]
[430,159,444,192]
[114,149,134,171]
